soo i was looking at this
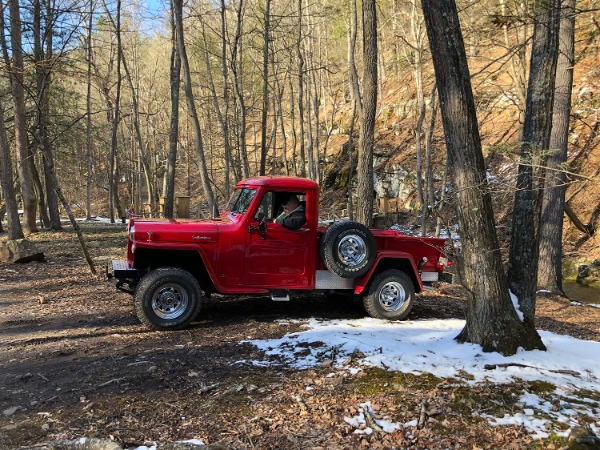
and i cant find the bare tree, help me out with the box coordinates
[7,0,38,234]
[32,0,61,230]
[537,0,575,294]
[421,0,545,355]
[102,0,123,223]
[259,0,272,176]
[0,100,24,240]
[231,0,249,179]
[296,0,306,177]
[165,0,181,218]
[508,0,561,323]
[86,0,94,220]
[173,0,216,215]
[356,0,377,227]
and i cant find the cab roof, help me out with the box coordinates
[236,176,318,190]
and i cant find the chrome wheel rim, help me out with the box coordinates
[151,283,189,320]
[378,281,406,312]
[337,235,367,267]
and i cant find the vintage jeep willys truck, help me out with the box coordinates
[109,176,450,330]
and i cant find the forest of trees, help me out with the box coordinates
[0,0,598,354]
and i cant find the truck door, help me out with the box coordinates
[244,190,312,289]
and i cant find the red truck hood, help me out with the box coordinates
[131,217,231,244]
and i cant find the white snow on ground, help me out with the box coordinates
[246,318,600,439]
[132,439,205,450]
[343,401,407,435]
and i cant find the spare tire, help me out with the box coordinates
[320,221,376,278]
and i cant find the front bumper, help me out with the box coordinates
[108,259,140,279]
[107,259,142,294]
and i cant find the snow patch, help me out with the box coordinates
[509,290,525,321]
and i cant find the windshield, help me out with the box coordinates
[225,188,256,214]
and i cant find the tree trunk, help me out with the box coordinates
[347,0,362,117]
[508,0,560,322]
[86,0,94,220]
[33,0,62,230]
[30,150,50,228]
[425,86,438,231]
[288,71,298,176]
[173,0,216,216]
[0,100,24,240]
[421,0,545,355]
[296,0,307,178]
[259,0,271,176]
[232,0,249,179]
[8,0,38,234]
[356,0,377,227]
[537,0,575,295]
[165,0,181,218]
[220,0,231,197]
[106,0,123,223]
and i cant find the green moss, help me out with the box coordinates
[527,380,556,394]
[347,368,441,396]
[571,388,600,403]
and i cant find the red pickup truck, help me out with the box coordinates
[109,176,450,330]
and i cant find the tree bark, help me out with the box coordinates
[508,0,560,322]
[173,0,216,216]
[165,0,181,218]
[86,0,94,220]
[296,0,306,178]
[356,0,377,227]
[220,0,231,197]
[259,0,271,176]
[33,0,62,230]
[421,0,545,355]
[30,150,50,228]
[8,0,38,234]
[537,0,575,295]
[0,99,24,240]
[105,0,123,223]
[231,0,249,179]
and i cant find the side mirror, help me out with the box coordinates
[248,218,267,239]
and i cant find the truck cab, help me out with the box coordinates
[109,176,450,330]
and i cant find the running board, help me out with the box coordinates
[270,291,290,302]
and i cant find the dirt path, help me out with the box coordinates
[1,225,599,449]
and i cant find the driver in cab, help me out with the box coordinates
[275,194,306,230]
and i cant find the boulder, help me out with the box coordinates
[568,426,600,450]
[0,238,45,263]
[576,259,600,287]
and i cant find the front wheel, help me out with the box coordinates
[363,270,415,320]
[134,267,202,330]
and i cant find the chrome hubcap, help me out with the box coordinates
[378,281,406,312]
[151,283,189,319]
[337,235,367,267]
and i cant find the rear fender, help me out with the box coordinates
[353,251,421,295]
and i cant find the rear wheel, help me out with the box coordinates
[363,270,415,320]
[134,267,202,330]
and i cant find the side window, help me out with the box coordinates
[254,191,274,221]
[274,192,308,227]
